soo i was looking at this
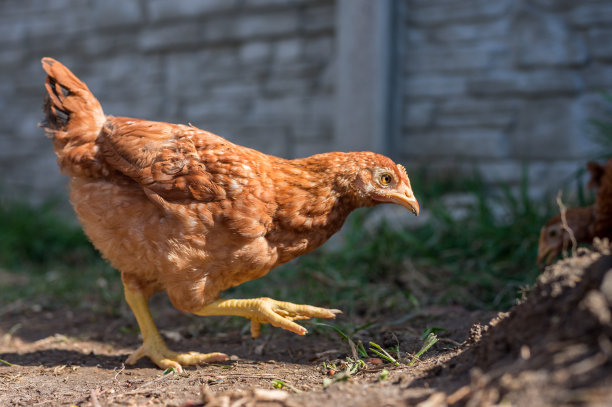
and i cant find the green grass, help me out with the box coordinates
[0,172,573,319]
[0,198,121,311]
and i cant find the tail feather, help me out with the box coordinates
[41,58,107,178]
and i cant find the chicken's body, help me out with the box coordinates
[72,118,366,313]
[41,58,419,371]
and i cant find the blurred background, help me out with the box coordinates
[1,0,611,203]
[1,0,612,314]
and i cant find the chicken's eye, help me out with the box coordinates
[548,229,558,238]
[379,173,392,186]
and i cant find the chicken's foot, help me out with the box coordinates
[195,297,341,338]
[123,285,227,372]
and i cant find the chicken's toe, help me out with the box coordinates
[256,298,342,336]
[126,342,227,372]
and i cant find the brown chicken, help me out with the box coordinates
[537,159,612,267]
[41,58,420,371]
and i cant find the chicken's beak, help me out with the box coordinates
[536,246,556,269]
[386,191,420,216]
[372,180,420,215]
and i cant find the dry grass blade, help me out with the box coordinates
[0,359,14,367]
[556,191,578,257]
[121,370,176,395]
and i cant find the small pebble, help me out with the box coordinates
[367,357,384,365]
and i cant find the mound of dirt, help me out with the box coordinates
[401,241,612,406]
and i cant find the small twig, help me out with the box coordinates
[556,191,578,257]
[113,363,125,381]
[214,373,279,378]
[272,379,303,393]
[437,337,462,347]
[122,370,176,395]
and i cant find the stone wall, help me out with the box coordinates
[0,0,335,202]
[399,0,612,190]
[1,0,612,203]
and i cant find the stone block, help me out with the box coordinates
[72,32,138,57]
[250,96,305,121]
[208,82,261,100]
[84,54,163,96]
[407,0,513,26]
[274,38,302,62]
[583,64,612,90]
[184,99,250,125]
[589,28,612,61]
[303,35,334,61]
[437,99,519,128]
[302,2,335,33]
[240,41,272,63]
[526,0,575,11]
[477,160,524,184]
[236,11,299,38]
[261,76,311,98]
[90,0,143,28]
[572,92,612,157]
[235,125,291,157]
[527,160,587,197]
[147,0,238,22]
[165,50,241,99]
[243,0,307,9]
[404,75,467,98]
[22,14,76,38]
[468,70,583,97]
[401,129,508,159]
[432,19,509,43]
[569,3,612,27]
[292,138,333,158]
[512,7,587,68]
[0,17,26,44]
[402,101,435,128]
[511,98,584,160]
[404,44,506,73]
[201,15,241,43]
[139,23,203,52]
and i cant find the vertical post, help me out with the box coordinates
[334,0,395,155]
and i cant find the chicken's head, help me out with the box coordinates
[352,155,420,216]
[536,206,594,268]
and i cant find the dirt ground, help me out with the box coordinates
[1,243,612,406]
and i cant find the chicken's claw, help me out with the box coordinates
[247,298,342,338]
[126,341,227,373]
[197,297,341,339]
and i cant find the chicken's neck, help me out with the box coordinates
[268,152,373,264]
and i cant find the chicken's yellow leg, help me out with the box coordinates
[123,285,227,372]
[195,297,341,338]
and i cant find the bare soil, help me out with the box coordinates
[2,244,612,406]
